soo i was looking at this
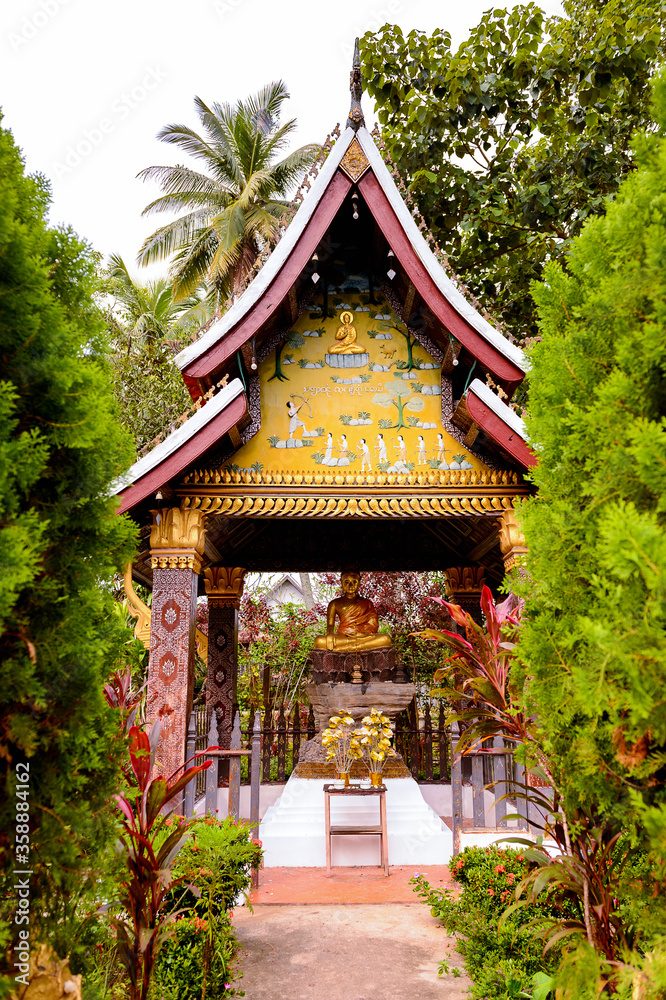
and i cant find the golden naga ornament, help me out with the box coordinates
[314,570,391,651]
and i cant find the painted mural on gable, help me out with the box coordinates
[231,286,487,476]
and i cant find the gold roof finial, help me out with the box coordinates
[346,37,365,132]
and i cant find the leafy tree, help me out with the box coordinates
[514,69,666,995]
[102,256,202,452]
[268,329,305,382]
[361,0,664,342]
[137,82,320,306]
[372,379,424,429]
[0,119,136,960]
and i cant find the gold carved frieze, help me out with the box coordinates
[203,566,247,607]
[340,137,370,182]
[182,466,522,490]
[149,506,206,574]
[181,493,518,518]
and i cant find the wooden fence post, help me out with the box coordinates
[424,703,434,781]
[513,758,530,831]
[493,735,508,828]
[261,708,271,782]
[205,713,219,817]
[438,702,447,781]
[228,711,242,822]
[184,710,196,818]
[471,752,485,828]
[292,703,301,768]
[276,705,286,782]
[451,723,463,856]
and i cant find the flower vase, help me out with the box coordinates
[370,772,383,788]
[337,771,351,787]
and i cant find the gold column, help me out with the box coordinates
[498,508,528,573]
[147,507,206,777]
[203,567,247,749]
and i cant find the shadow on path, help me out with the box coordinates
[233,902,470,1000]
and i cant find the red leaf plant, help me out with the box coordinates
[104,676,211,1000]
[415,585,537,757]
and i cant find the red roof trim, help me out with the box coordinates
[115,392,248,515]
[466,391,537,469]
[357,171,525,392]
[181,170,353,388]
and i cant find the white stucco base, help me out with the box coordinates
[259,774,453,867]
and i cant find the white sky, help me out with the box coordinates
[1,0,562,279]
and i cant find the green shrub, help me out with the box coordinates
[153,914,240,999]
[412,845,561,1000]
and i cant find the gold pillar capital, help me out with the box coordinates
[498,508,528,572]
[203,566,247,608]
[149,506,206,574]
[444,565,486,598]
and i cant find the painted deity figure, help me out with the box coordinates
[323,432,334,466]
[314,570,392,651]
[376,433,388,465]
[338,434,349,463]
[417,435,427,465]
[396,435,407,463]
[330,311,365,354]
[436,433,445,462]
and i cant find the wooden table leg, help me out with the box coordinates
[380,790,389,875]
[325,791,331,876]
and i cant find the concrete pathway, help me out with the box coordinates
[233,903,470,1000]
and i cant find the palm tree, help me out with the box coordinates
[136,81,320,307]
[104,254,211,352]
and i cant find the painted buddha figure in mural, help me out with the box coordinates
[330,310,365,354]
[314,569,392,651]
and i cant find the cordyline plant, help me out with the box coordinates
[416,585,538,756]
[109,724,211,1000]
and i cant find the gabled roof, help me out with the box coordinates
[112,378,246,515]
[175,125,527,396]
[467,379,536,469]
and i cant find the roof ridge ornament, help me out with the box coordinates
[347,37,365,132]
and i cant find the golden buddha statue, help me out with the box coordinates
[314,570,392,651]
[329,311,366,355]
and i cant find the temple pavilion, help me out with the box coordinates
[113,44,536,779]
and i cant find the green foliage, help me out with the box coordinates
[152,914,241,999]
[412,846,561,999]
[0,117,137,959]
[361,0,665,341]
[511,68,666,996]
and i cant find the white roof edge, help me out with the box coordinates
[174,128,356,371]
[468,378,528,440]
[111,378,245,495]
[356,129,527,374]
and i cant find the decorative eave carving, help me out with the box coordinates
[182,466,523,489]
[444,566,486,597]
[149,506,206,573]
[498,507,528,571]
[123,563,151,646]
[203,566,247,607]
[182,493,519,519]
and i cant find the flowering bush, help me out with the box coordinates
[153,913,241,998]
[411,846,562,1000]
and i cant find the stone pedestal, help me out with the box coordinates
[310,646,401,684]
[325,352,369,368]
[305,680,415,733]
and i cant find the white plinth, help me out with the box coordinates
[259,775,453,867]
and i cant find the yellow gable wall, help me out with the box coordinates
[231,290,488,475]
